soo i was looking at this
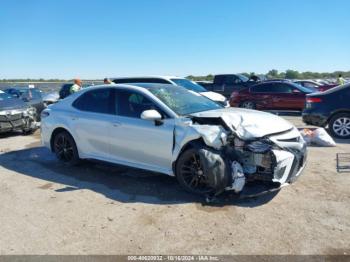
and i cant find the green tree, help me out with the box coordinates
[285,70,300,79]
[267,69,279,78]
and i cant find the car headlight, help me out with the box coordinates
[246,140,273,153]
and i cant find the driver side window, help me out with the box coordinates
[115,90,167,119]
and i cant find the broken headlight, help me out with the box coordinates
[246,140,272,153]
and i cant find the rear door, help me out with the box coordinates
[71,88,114,159]
[249,83,275,109]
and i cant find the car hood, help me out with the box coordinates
[43,92,60,102]
[189,107,294,139]
[200,91,226,102]
[0,98,28,111]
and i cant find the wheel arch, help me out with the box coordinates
[327,109,350,124]
[50,127,74,152]
[172,138,206,174]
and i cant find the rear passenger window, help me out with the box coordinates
[73,88,113,114]
[250,84,271,93]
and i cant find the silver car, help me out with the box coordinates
[41,84,307,196]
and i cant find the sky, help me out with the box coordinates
[0,0,349,79]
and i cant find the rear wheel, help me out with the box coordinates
[240,101,256,109]
[329,113,350,139]
[53,131,80,165]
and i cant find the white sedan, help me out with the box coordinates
[41,84,307,196]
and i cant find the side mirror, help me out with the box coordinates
[292,89,300,93]
[141,109,162,122]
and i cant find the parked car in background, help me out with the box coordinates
[42,92,60,106]
[41,83,307,196]
[294,80,337,92]
[59,83,73,99]
[195,80,212,86]
[0,90,37,134]
[229,81,314,111]
[113,76,228,106]
[200,74,258,98]
[4,87,45,120]
[303,83,350,138]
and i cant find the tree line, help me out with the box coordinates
[187,70,350,81]
[1,70,349,82]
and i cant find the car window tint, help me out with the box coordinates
[115,90,166,118]
[250,84,271,93]
[223,75,239,85]
[73,88,113,114]
[274,83,293,93]
[214,75,225,85]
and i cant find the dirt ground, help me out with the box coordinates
[0,115,349,255]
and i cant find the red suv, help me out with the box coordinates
[229,81,314,111]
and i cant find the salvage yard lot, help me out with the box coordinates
[0,115,349,255]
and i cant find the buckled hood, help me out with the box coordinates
[190,108,294,139]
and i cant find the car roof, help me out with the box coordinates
[112,76,183,81]
[81,83,175,92]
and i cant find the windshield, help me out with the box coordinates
[170,78,207,92]
[148,85,222,115]
[291,82,314,93]
[0,92,13,101]
[237,74,249,82]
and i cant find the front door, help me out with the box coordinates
[108,89,175,173]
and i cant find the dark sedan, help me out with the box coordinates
[229,81,314,111]
[303,83,350,138]
[4,88,45,121]
[0,91,37,134]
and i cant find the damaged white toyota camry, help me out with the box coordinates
[41,83,307,196]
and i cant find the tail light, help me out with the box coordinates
[306,97,322,103]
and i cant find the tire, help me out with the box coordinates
[240,101,256,109]
[328,113,350,139]
[175,146,229,195]
[53,131,80,166]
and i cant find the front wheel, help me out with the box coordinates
[53,131,80,166]
[329,113,350,139]
[175,146,229,195]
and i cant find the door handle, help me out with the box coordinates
[112,121,122,127]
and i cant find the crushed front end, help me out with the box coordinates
[181,110,308,196]
[0,107,38,134]
[224,127,307,193]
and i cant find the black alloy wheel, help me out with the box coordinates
[53,131,79,165]
[176,148,214,195]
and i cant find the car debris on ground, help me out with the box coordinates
[300,128,336,147]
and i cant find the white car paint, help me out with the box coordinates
[41,84,307,192]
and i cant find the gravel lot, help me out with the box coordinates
[0,115,349,255]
